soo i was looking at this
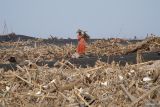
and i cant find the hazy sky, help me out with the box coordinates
[0,0,160,39]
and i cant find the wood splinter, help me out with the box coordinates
[120,84,137,102]
[74,90,92,107]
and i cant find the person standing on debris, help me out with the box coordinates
[76,29,87,56]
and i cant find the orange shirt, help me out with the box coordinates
[78,35,86,44]
[77,34,86,54]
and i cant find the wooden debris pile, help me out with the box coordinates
[124,36,160,54]
[87,36,160,56]
[0,36,160,106]
[87,39,126,55]
[0,43,75,64]
[1,36,160,64]
[0,60,160,107]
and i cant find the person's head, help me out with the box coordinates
[77,29,82,35]
[78,32,81,35]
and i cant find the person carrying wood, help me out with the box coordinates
[76,29,89,56]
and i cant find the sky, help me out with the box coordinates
[0,0,160,39]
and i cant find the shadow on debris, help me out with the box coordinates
[0,52,160,71]
[69,52,160,67]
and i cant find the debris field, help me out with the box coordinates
[0,36,160,107]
